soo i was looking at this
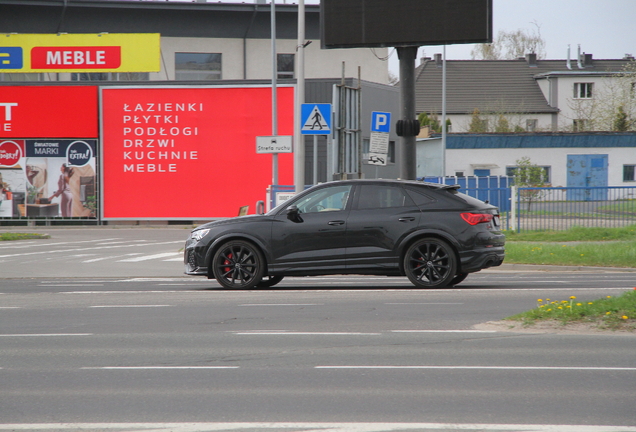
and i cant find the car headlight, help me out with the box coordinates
[190,228,210,242]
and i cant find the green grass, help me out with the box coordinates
[504,225,636,268]
[0,232,50,241]
[506,290,636,331]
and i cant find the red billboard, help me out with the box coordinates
[0,86,98,138]
[101,86,295,219]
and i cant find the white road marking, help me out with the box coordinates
[81,366,238,370]
[89,305,171,308]
[315,366,636,371]
[239,303,323,306]
[0,333,93,337]
[118,252,182,262]
[391,330,497,333]
[0,423,634,431]
[83,253,144,263]
[0,240,182,259]
[234,331,382,335]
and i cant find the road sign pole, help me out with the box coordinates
[271,0,278,186]
[294,0,306,193]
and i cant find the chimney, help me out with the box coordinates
[583,53,594,67]
[434,53,442,68]
[577,45,584,69]
[525,52,537,67]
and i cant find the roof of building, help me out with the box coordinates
[415,54,634,115]
[0,0,320,39]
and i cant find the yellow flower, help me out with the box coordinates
[623,316,629,320]
[576,303,582,306]
[588,302,593,305]
[558,306,563,310]
[570,296,576,300]
[537,299,543,302]
[607,296,612,298]
[606,311,611,315]
[547,309,552,312]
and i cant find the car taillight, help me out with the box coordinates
[461,212,494,225]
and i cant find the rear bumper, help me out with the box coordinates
[459,246,505,273]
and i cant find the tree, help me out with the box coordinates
[471,25,546,60]
[613,105,629,131]
[495,115,510,132]
[468,108,488,132]
[513,156,548,212]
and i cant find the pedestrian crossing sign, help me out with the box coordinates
[301,103,332,135]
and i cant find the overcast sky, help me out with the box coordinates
[181,0,636,74]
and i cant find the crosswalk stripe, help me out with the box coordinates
[118,252,182,262]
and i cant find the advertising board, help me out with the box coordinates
[0,139,97,218]
[0,86,98,138]
[100,86,295,219]
[0,33,160,73]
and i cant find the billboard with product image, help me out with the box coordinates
[100,86,295,220]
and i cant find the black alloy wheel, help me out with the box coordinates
[257,275,284,288]
[212,240,265,289]
[404,238,457,288]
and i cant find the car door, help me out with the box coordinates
[269,184,352,273]
[345,183,421,271]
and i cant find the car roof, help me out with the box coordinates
[316,179,459,190]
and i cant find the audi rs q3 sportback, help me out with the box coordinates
[184,179,505,289]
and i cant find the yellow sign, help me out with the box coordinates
[0,33,160,73]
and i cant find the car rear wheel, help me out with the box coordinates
[404,238,457,288]
[450,272,469,286]
[257,275,284,288]
[212,240,265,289]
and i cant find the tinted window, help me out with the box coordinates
[294,185,352,213]
[405,187,437,206]
[357,185,414,210]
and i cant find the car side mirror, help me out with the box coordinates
[286,205,302,222]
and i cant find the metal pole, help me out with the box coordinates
[313,135,317,185]
[441,45,447,178]
[271,0,278,186]
[397,46,418,180]
[294,0,305,193]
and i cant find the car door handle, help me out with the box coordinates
[328,220,345,226]
[398,217,416,222]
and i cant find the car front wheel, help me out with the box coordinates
[212,240,265,289]
[404,238,457,288]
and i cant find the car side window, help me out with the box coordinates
[356,185,414,210]
[404,187,437,206]
[294,185,352,213]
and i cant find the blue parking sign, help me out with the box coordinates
[0,47,23,69]
[371,111,391,133]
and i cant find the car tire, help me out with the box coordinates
[450,272,469,286]
[404,238,457,288]
[212,240,265,289]
[257,275,284,288]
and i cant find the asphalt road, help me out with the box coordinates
[1,227,635,432]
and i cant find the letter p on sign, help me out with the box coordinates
[371,111,391,133]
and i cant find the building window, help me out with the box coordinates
[175,53,222,80]
[0,73,43,82]
[506,165,551,183]
[624,165,636,182]
[455,171,465,177]
[526,119,538,131]
[574,82,593,99]
[71,72,149,81]
[277,53,294,79]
